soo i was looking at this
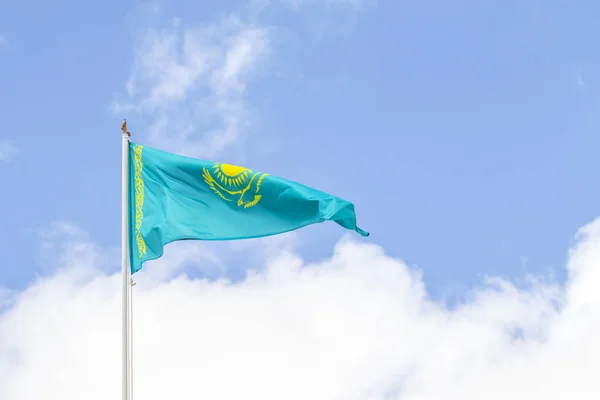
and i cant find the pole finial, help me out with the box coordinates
[121,119,131,137]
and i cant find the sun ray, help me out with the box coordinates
[203,162,267,208]
[209,163,255,188]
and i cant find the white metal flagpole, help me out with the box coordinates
[121,120,132,400]
[129,276,135,399]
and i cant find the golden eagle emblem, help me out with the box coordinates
[202,163,267,208]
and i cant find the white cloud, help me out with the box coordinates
[2,215,600,399]
[0,140,18,163]
[0,36,8,49]
[576,65,584,88]
[112,14,270,159]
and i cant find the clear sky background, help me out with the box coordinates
[1,1,600,399]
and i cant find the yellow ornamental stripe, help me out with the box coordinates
[133,144,147,259]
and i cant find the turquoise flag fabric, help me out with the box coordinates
[128,141,369,274]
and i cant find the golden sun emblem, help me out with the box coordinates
[202,162,267,208]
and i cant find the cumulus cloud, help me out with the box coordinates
[0,139,18,163]
[112,14,271,159]
[1,216,600,399]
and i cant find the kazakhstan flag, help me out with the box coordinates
[128,142,369,273]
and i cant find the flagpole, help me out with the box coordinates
[121,120,131,400]
[130,276,136,400]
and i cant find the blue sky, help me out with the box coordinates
[3,1,600,399]
[1,0,600,297]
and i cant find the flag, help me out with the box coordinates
[128,142,369,273]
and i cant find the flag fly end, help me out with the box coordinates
[356,227,370,237]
